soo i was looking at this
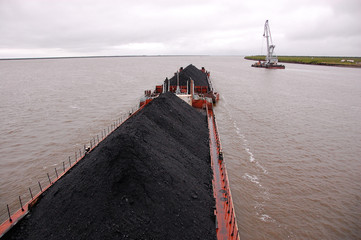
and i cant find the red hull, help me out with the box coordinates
[252,62,285,69]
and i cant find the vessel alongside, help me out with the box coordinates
[251,20,285,69]
[1,65,239,240]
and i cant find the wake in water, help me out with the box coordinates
[221,96,267,174]
[221,96,274,222]
[233,122,268,174]
[221,96,296,238]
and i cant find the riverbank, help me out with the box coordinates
[245,56,361,68]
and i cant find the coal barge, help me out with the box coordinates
[1,65,239,240]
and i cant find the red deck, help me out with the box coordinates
[207,106,240,240]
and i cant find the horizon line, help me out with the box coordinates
[1,54,361,61]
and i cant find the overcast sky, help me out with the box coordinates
[0,0,360,58]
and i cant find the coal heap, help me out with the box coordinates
[3,92,216,240]
[167,64,209,87]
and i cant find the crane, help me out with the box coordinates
[251,20,285,69]
[263,20,278,64]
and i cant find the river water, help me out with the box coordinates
[0,56,360,239]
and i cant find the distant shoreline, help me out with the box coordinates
[0,55,214,61]
[244,56,361,68]
[0,55,143,61]
[2,55,361,68]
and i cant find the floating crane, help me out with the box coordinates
[252,20,285,69]
[264,20,278,64]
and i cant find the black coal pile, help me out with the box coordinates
[167,64,209,87]
[3,92,216,240]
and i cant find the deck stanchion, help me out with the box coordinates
[19,196,24,211]
[231,218,235,236]
[38,181,42,192]
[47,173,51,184]
[227,200,231,214]
[90,140,92,149]
[7,204,12,223]
[29,187,33,199]
[63,161,65,172]
[55,168,58,178]
[69,156,72,167]
[229,209,233,224]
[79,149,81,159]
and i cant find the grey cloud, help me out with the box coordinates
[0,0,360,58]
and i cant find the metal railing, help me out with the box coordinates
[0,103,141,228]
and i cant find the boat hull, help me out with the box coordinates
[251,63,285,69]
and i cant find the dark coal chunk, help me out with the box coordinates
[3,92,216,240]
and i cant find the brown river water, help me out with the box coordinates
[0,56,360,239]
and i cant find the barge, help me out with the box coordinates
[252,60,285,69]
[140,64,240,239]
[1,65,239,240]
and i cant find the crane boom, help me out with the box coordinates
[263,20,278,64]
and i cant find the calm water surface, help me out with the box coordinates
[0,56,360,239]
